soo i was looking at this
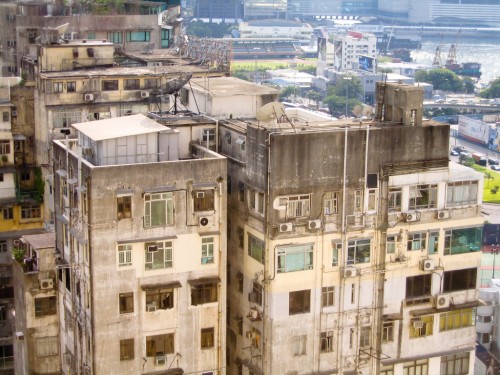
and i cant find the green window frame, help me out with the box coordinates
[248,234,264,263]
[126,31,151,42]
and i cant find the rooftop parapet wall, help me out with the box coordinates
[376,82,424,127]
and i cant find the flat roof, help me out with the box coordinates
[190,77,279,96]
[72,114,171,141]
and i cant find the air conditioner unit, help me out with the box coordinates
[249,308,259,320]
[308,219,322,230]
[196,191,205,198]
[403,212,419,222]
[11,110,17,117]
[146,304,156,312]
[434,294,450,309]
[155,354,166,365]
[436,210,450,220]
[420,259,435,271]
[83,93,94,101]
[246,331,256,339]
[28,32,36,38]
[344,266,358,278]
[412,319,424,329]
[147,244,158,253]
[40,278,53,290]
[15,331,24,340]
[279,223,293,232]
[199,216,213,227]
[82,147,93,156]
[140,91,150,98]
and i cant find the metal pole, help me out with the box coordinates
[493,246,499,279]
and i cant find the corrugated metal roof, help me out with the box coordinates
[72,114,171,141]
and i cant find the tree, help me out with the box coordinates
[462,77,475,94]
[415,70,429,83]
[327,76,363,101]
[324,95,361,118]
[279,86,296,101]
[480,77,500,98]
[425,69,463,92]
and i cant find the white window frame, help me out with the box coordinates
[277,244,313,273]
[347,238,371,265]
[145,241,173,270]
[292,335,306,356]
[201,237,214,264]
[367,188,377,211]
[354,189,363,213]
[388,188,402,212]
[407,232,426,251]
[320,330,334,353]
[248,188,265,215]
[447,180,478,207]
[282,194,310,219]
[118,244,132,266]
[332,241,341,266]
[324,191,339,215]
[144,192,173,227]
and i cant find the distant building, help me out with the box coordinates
[332,32,377,72]
[239,19,313,46]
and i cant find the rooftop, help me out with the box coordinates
[72,114,171,141]
[22,232,55,250]
[190,77,279,96]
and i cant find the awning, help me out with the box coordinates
[116,188,135,196]
[55,169,67,178]
[142,367,183,375]
[410,300,483,317]
[143,186,176,194]
[192,182,217,189]
[67,178,78,185]
[12,134,26,141]
[187,276,220,286]
[382,346,474,366]
[117,235,177,245]
[56,214,69,225]
[141,281,182,290]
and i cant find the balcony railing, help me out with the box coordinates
[15,188,42,203]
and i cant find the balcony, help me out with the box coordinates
[15,188,42,204]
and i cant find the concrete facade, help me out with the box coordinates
[52,114,227,375]
[215,82,483,375]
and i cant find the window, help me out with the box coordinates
[387,235,396,254]
[34,297,57,317]
[119,292,134,314]
[382,321,394,343]
[117,196,132,219]
[21,205,41,219]
[238,182,245,202]
[0,241,6,253]
[428,231,439,254]
[108,32,123,44]
[249,282,263,306]
[322,286,335,308]
[439,308,475,331]
[283,194,310,218]
[409,184,437,210]
[292,335,306,356]
[236,137,246,151]
[2,207,13,220]
[277,244,313,273]
[0,140,10,154]
[447,180,478,207]
[320,331,333,353]
[403,360,428,375]
[144,79,159,89]
[102,80,119,91]
[347,239,370,265]
[161,28,170,48]
[144,192,173,227]
[126,31,151,42]
[360,326,370,347]
[381,365,394,375]
[201,328,214,349]
[146,287,174,310]
[444,227,482,255]
[0,173,3,182]
[332,241,340,266]
[87,31,96,39]
[443,268,477,292]
[367,188,377,211]
[201,237,214,264]
[20,171,30,181]
[52,109,81,128]
[36,337,58,357]
[118,244,132,266]
[248,189,264,215]
[202,128,215,143]
[145,241,173,270]
[2,112,9,122]
[67,81,76,92]
[237,227,244,248]
[194,189,215,211]
[146,333,174,356]
[354,189,363,213]
[191,282,218,305]
[407,232,426,251]
[324,191,340,215]
[248,234,265,263]
[120,338,134,360]
[406,274,431,298]
[124,79,140,90]
[409,316,434,338]
[440,352,469,375]
[225,132,232,144]
[289,290,310,315]
[53,82,63,93]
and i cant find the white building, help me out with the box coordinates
[332,32,377,71]
[52,114,227,375]
[239,19,314,45]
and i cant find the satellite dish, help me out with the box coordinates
[55,23,70,38]
[163,74,192,95]
[256,102,286,123]
[362,105,374,117]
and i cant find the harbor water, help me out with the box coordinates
[411,37,500,84]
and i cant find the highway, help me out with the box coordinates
[424,101,500,111]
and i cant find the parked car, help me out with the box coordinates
[491,165,500,171]
[448,99,459,104]
[488,158,499,165]
[450,150,459,156]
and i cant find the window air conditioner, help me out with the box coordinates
[146,304,156,312]
[308,219,322,230]
[436,210,450,220]
[420,259,435,271]
[155,353,166,365]
[403,212,419,222]
[147,244,158,253]
[344,266,358,278]
[434,294,450,309]
[249,308,259,320]
[279,223,293,232]
[140,91,150,98]
[40,278,54,290]
[412,320,424,329]
[196,191,205,198]
[83,93,94,101]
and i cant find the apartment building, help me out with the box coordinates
[332,32,377,72]
[210,82,483,375]
[12,232,58,375]
[52,113,227,375]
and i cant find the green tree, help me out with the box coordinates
[279,86,296,101]
[415,70,429,83]
[327,76,363,101]
[425,69,463,92]
[480,77,500,98]
[462,77,475,94]
[324,95,361,118]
